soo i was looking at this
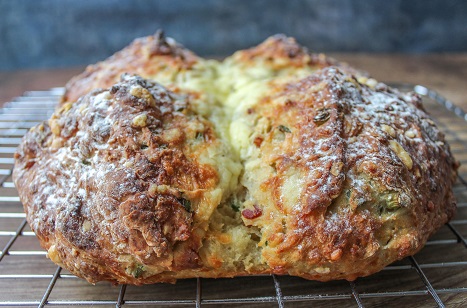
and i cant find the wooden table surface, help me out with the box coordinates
[1,53,466,108]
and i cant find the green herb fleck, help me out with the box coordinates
[278,125,291,133]
[378,192,401,215]
[231,202,240,212]
[133,264,145,278]
[140,144,148,150]
[179,198,191,212]
[385,193,400,210]
[159,144,168,149]
[82,160,91,165]
[265,241,268,246]
[196,132,204,140]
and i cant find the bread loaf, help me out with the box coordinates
[13,32,457,284]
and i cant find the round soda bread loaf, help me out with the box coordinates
[13,32,458,284]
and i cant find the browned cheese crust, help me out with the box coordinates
[230,33,362,76]
[237,67,457,280]
[13,33,458,284]
[14,75,238,284]
[61,31,199,104]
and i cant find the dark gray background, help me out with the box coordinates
[1,0,466,70]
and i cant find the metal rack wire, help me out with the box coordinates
[0,84,466,307]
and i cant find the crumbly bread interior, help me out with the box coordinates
[165,38,336,274]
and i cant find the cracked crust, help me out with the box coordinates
[61,31,200,104]
[232,34,362,75]
[237,67,457,280]
[14,75,237,284]
[13,33,458,284]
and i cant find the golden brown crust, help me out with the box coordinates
[230,34,366,78]
[14,75,233,284]
[13,34,458,284]
[237,34,334,69]
[238,67,457,280]
[62,31,199,104]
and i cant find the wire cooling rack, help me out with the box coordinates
[0,84,466,308]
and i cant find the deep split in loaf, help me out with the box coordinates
[13,31,458,284]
